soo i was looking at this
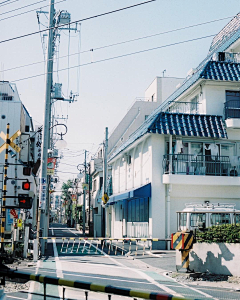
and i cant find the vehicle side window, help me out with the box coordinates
[211,213,230,225]
[180,213,187,226]
[190,213,206,227]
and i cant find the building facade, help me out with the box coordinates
[106,14,240,248]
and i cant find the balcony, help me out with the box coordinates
[167,101,199,114]
[162,154,240,186]
[163,154,239,176]
[225,100,240,128]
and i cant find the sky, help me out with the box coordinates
[0,0,240,187]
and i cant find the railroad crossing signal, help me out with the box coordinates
[0,129,21,153]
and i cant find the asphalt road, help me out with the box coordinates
[4,223,240,300]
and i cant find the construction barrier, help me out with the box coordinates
[0,268,198,300]
[171,231,194,272]
[39,237,171,256]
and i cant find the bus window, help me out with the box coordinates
[234,214,240,224]
[179,213,187,227]
[211,213,230,225]
[190,213,206,228]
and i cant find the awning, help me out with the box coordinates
[107,183,151,206]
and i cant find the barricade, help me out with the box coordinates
[171,231,194,272]
[39,237,171,256]
[0,268,197,300]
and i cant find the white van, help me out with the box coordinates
[177,203,240,231]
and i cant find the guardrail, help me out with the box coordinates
[39,237,171,256]
[0,268,195,300]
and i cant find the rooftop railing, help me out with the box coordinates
[167,101,200,114]
[163,154,239,177]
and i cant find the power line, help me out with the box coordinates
[0,0,46,17]
[0,0,65,23]
[0,0,20,7]
[0,0,156,44]
[11,33,216,83]
[1,15,233,74]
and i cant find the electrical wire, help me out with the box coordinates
[0,0,20,7]
[0,0,46,17]
[0,0,156,44]
[0,15,234,74]
[0,0,65,23]
[11,33,216,83]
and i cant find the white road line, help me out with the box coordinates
[162,272,217,299]
[27,259,40,300]
[88,241,182,297]
[146,251,163,258]
[7,296,27,300]
[53,239,64,297]
[68,229,78,236]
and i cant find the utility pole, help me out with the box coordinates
[39,0,55,254]
[88,163,91,235]
[102,127,108,238]
[82,150,86,235]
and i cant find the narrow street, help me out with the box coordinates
[3,223,240,300]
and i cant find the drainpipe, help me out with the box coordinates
[167,184,172,250]
[169,135,172,174]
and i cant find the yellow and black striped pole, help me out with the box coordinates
[0,123,10,253]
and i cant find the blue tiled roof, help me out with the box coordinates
[108,112,227,161]
[200,61,240,81]
[108,15,240,161]
[148,113,227,138]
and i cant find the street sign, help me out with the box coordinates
[10,209,18,219]
[82,183,89,190]
[47,158,57,175]
[102,193,109,204]
[17,219,22,228]
[72,194,77,201]
[39,178,47,209]
[0,129,21,153]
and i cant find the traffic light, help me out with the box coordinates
[22,181,30,190]
[18,194,32,209]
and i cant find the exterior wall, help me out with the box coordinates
[145,77,184,104]
[189,243,240,276]
[108,101,159,155]
[149,134,165,241]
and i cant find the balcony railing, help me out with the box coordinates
[225,100,240,119]
[167,101,199,114]
[163,154,239,177]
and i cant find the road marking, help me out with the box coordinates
[68,229,78,236]
[27,258,40,300]
[53,239,64,298]
[162,273,217,299]
[88,241,182,297]
[146,251,163,257]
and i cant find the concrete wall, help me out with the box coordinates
[189,243,240,276]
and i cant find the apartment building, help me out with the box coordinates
[106,13,240,248]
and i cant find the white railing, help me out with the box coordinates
[127,222,149,238]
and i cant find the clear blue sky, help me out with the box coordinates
[0,0,240,184]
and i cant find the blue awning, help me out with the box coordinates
[107,183,151,206]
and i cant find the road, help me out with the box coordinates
[4,223,240,300]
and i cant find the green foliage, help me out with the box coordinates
[61,179,73,200]
[196,224,240,243]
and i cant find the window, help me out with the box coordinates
[145,115,149,120]
[93,179,97,192]
[234,214,240,224]
[179,213,187,227]
[211,213,231,225]
[225,91,240,119]
[190,96,199,113]
[127,198,149,222]
[190,213,206,227]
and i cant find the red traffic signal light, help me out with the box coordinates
[22,181,30,190]
[18,194,32,209]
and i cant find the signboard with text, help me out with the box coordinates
[47,158,57,175]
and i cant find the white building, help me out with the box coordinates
[106,14,240,248]
[0,81,37,236]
